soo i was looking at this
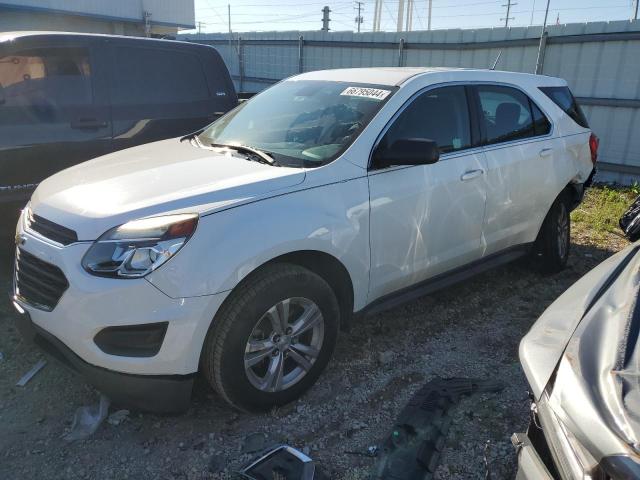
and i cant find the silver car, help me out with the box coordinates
[514,242,640,478]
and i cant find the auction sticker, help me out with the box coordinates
[340,86,391,100]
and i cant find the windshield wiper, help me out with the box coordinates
[209,143,279,166]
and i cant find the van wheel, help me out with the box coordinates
[532,194,571,273]
[201,263,340,412]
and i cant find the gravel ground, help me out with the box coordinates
[0,226,629,480]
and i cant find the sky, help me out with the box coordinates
[185,0,639,34]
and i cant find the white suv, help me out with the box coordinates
[12,68,597,412]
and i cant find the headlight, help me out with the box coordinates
[82,214,198,278]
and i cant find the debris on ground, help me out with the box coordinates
[241,445,327,479]
[15,359,46,387]
[63,394,111,442]
[619,194,640,241]
[372,377,504,479]
[107,409,130,426]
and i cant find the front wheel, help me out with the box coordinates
[531,194,571,273]
[201,263,340,412]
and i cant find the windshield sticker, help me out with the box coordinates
[340,87,391,100]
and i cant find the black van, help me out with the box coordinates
[0,32,237,208]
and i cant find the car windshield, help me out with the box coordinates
[197,80,397,168]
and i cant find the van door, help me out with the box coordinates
[472,84,555,255]
[367,85,488,301]
[0,35,112,205]
[108,43,218,152]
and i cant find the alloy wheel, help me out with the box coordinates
[244,297,325,393]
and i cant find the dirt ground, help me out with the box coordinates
[0,209,631,480]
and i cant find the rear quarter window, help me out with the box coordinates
[539,86,589,128]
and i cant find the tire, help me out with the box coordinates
[201,263,340,412]
[531,193,571,273]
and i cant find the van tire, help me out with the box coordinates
[531,193,571,273]
[201,263,340,412]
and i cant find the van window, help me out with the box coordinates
[539,86,589,128]
[0,47,92,107]
[382,85,472,154]
[111,47,209,104]
[477,85,537,145]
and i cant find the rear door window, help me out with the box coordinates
[539,86,589,128]
[531,101,551,136]
[477,85,535,145]
[111,46,209,105]
[0,47,93,108]
[382,85,472,155]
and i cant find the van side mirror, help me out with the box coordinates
[373,138,440,169]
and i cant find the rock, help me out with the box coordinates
[377,351,394,365]
[107,410,129,426]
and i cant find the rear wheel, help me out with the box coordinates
[532,193,571,273]
[201,263,340,412]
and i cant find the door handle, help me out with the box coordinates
[70,118,107,129]
[539,148,553,158]
[460,169,484,181]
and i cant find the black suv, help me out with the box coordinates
[0,32,237,210]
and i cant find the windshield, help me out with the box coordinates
[198,80,396,167]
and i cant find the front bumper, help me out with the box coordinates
[13,222,229,376]
[13,306,193,413]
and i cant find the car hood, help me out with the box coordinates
[521,243,640,458]
[29,138,306,240]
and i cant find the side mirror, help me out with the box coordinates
[373,138,440,168]
[0,83,5,105]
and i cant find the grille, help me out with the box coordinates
[14,248,69,311]
[26,210,78,246]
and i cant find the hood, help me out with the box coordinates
[30,138,305,240]
[521,243,640,459]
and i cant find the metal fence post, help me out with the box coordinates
[238,36,244,92]
[398,38,405,67]
[298,35,304,73]
[535,31,548,74]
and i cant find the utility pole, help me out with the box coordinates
[529,0,536,25]
[427,0,432,30]
[405,0,413,31]
[501,0,516,27]
[355,1,364,33]
[535,0,550,74]
[373,0,382,31]
[634,0,639,21]
[397,0,405,32]
[321,6,331,32]
[143,10,152,37]
[197,21,203,34]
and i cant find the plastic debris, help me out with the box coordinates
[240,445,327,480]
[63,394,111,441]
[16,359,47,386]
[372,377,504,480]
[107,409,130,426]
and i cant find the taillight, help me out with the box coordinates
[589,133,599,165]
